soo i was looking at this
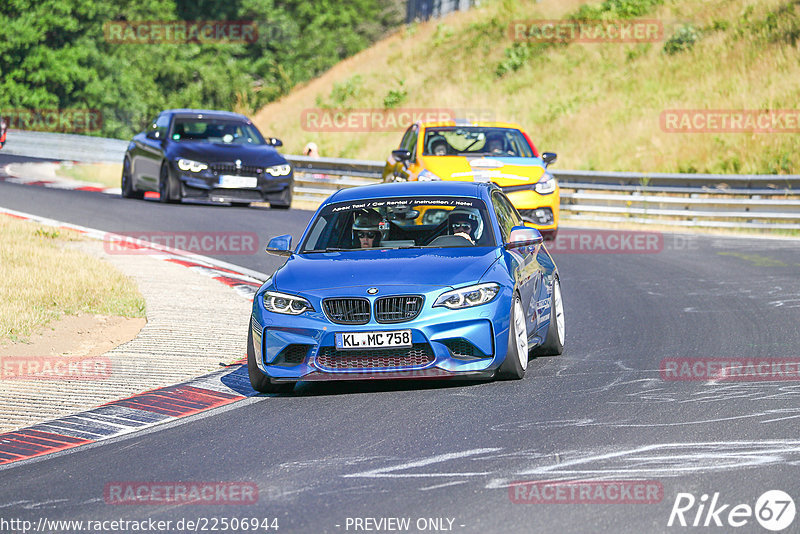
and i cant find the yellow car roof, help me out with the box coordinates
[416,119,525,130]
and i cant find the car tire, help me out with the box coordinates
[496,293,529,380]
[247,328,295,394]
[271,187,292,210]
[121,157,144,199]
[536,276,565,356]
[158,162,181,203]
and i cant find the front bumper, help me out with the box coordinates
[174,165,293,204]
[249,286,514,382]
[502,187,560,234]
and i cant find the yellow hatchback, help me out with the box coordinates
[382,120,559,239]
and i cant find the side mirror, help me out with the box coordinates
[266,234,292,256]
[505,226,543,250]
[269,137,283,147]
[392,149,412,163]
[541,152,557,167]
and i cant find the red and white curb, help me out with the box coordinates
[0,366,258,467]
[0,162,121,195]
[0,208,272,467]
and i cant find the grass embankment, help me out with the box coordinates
[0,215,145,342]
[55,162,122,188]
[253,0,800,175]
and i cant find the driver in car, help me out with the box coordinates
[449,212,477,245]
[485,132,507,155]
[352,211,383,248]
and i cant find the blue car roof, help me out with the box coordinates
[327,181,494,204]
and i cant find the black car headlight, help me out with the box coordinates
[433,283,500,310]
[177,158,208,173]
[263,291,314,315]
[534,172,556,194]
[266,164,291,177]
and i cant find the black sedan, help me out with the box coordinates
[121,109,293,208]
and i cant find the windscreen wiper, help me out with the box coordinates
[301,247,349,253]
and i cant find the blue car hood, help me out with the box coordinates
[274,247,501,292]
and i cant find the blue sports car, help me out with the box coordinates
[248,181,565,392]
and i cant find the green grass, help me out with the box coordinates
[253,0,800,175]
[0,215,146,342]
[55,162,122,189]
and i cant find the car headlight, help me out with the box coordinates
[433,283,500,309]
[418,169,442,182]
[266,164,291,177]
[262,291,314,315]
[534,172,556,194]
[177,158,208,173]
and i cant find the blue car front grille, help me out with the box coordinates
[315,343,434,371]
[323,298,371,325]
[374,296,423,323]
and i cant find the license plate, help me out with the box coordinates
[219,175,258,188]
[335,330,412,350]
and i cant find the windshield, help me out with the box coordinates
[171,118,266,145]
[422,127,534,157]
[300,196,496,252]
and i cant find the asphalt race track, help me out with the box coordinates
[2,155,800,533]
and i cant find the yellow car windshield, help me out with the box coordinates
[422,127,534,157]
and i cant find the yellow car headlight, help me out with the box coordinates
[534,172,556,194]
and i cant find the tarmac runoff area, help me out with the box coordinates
[0,210,261,434]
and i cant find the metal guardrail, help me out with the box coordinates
[287,156,800,230]
[2,130,128,163]
[4,131,799,229]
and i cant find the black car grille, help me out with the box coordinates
[316,344,434,370]
[210,163,263,177]
[276,344,310,365]
[374,296,423,323]
[211,188,263,201]
[323,298,371,325]
[443,339,487,360]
